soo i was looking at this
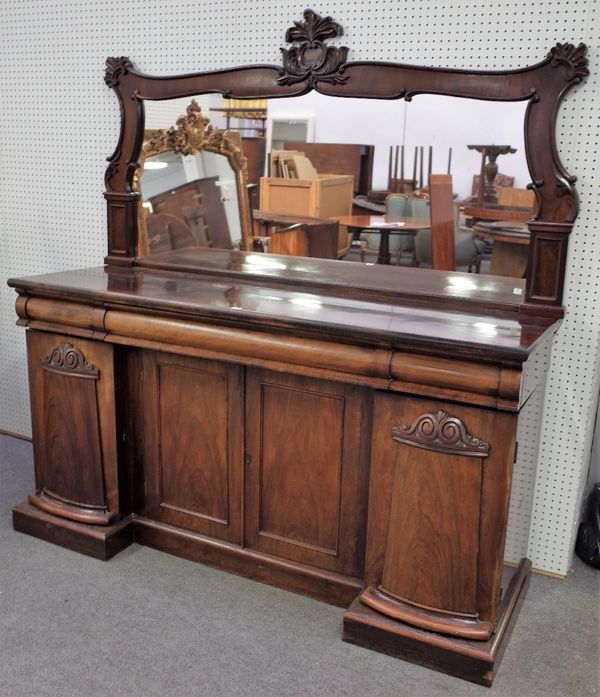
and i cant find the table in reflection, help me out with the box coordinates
[330,215,431,265]
[473,220,530,278]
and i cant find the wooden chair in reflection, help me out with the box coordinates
[414,174,485,272]
[251,211,341,259]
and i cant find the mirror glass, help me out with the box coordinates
[139,93,531,279]
[140,148,242,253]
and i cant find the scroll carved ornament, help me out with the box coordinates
[392,411,489,457]
[549,42,589,82]
[104,56,134,87]
[41,344,99,379]
[278,9,348,87]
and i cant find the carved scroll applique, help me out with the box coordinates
[278,9,349,87]
[41,344,99,378]
[392,411,489,458]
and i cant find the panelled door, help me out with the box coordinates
[244,368,370,577]
[140,351,244,544]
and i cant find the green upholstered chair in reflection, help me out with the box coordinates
[414,203,485,273]
[358,194,426,265]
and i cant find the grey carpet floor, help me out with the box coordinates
[0,433,598,697]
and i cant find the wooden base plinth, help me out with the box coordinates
[13,501,134,561]
[342,558,531,687]
[134,515,362,607]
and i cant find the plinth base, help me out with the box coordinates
[342,558,531,687]
[13,500,134,560]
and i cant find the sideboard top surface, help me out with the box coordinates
[8,261,555,362]
[136,248,527,315]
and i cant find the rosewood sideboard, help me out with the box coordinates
[7,8,588,687]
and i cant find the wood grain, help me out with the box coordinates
[141,351,243,543]
[245,369,370,576]
[26,331,121,525]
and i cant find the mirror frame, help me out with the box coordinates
[104,8,588,316]
[135,100,252,254]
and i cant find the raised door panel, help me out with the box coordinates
[245,369,370,576]
[141,351,243,543]
[364,393,517,628]
[26,331,119,524]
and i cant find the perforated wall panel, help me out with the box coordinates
[0,0,597,575]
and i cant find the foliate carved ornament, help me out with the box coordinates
[141,100,246,173]
[392,411,489,458]
[549,42,589,82]
[41,344,99,379]
[104,57,133,87]
[278,9,349,87]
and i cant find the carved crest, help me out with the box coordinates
[104,56,133,87]
[392,411,489,457]
[278,9,348,87]
[41,344,99,378]
[142,100,246,168]
[549,43,589,82]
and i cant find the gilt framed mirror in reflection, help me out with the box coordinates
[105,8,588,320]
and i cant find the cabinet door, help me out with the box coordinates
[245,369,370,576]
[364,393,517,626]
[26,331,120,524]
[141,351,243,544]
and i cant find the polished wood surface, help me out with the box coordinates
[140,351,243,542]
[26,332,120,525]
[343,558,532,687]
[245,370,370,576]
[429,174,455,271]
[132,247,531,318]
[363,394,517,628]
[8,264,549,361]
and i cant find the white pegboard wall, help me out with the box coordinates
[0,0,598,576]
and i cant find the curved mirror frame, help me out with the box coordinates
[104,8,588,315]
[135,100,252,254]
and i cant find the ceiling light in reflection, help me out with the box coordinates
[446,277,478,291]
[245,255,287,271]
[290,297,323,309]
[144,161,169,170]
[473,322,498,336]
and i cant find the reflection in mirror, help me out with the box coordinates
[137,99,252,256]
[139,92,532,279]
